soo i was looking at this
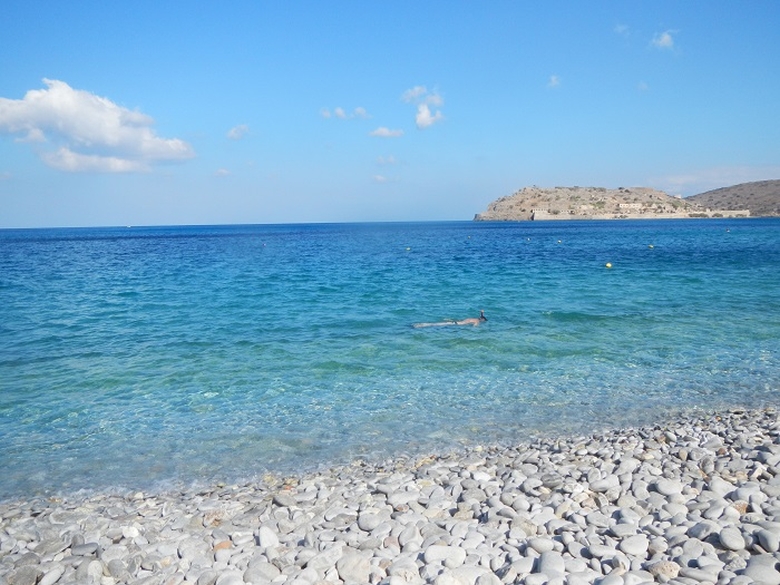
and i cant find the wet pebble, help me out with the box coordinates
[1,408,779,585]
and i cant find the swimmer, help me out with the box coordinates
[413,310,487,328]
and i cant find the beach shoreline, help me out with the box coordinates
[2,406,780,584]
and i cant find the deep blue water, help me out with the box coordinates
[1,219,779,498]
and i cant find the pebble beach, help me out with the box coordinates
[3,407,780,585]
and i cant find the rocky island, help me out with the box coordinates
[474,186,750,221]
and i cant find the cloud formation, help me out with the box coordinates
[614,24,629,37]
[227,124,249,140]
[401,86,428,103]
[547,75,561,89]
[370,127,404,138]
[0,79,195,172]
[402,86,444,129]
[372,174,400,184]
[415,104,443,129]
[321,106,370,120]
[652,30,675,49]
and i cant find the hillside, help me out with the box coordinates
[686,180,780,217]
[474,186,748,221]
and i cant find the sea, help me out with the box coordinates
[1,219,779,499]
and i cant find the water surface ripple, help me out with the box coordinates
[1,220,778,497]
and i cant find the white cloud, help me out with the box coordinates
[0,79,195,172]
[42,147,147,173]
[401,86,428,103]
[373,174,398,184]
[16,127,45,143]
[215,168,231,177]
[652,30,675,49]
[370,127,404,138]
[227,124,249,140]
[426,93,443,107]
[614,24,629,37]
[547,75,561,89]
[415,104,444,129]
[322,106,371,120]
[377,155,396,165]
[402,86,444,129]
[402,85,443,107]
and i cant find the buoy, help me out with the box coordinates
[648,245,654,249]
[605,262,612,269]
[557,240,562,244]
[405,247,411,251]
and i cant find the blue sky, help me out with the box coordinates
[1,1,778,227]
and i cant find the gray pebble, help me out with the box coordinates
[1,408,779,585]
[527,537,555,554]
[38,566,65,585]
[719,526,745,551]
[757,528,780,553]
[424,545,467,568]
[336,553,371,583]
[215,570,245,585]
[742,554,780,585]
[653,478,683,496]
[618,535,648,556]
[272,493,297,508]
[6,566,44,585]
[536,551,566,576]
[256,525,280,548]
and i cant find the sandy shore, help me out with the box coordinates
[2,407,780,585]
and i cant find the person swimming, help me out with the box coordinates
[413,310,487,328]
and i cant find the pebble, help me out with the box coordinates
[527,537,555,553]
[536,551,566,576]
[424,545,467,568]
[743,553,780,584]
[336,553,371,583]
[757,528,780,553]
[256,525,280,548]
[719,526,746,551]
[645,559,680,578]
[2,408,780,585]
[618,534,648,556]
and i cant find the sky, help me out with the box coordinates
[1,1,779,228]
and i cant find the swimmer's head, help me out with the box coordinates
[480,310,487,321]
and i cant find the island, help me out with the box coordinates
[474,185,750,221]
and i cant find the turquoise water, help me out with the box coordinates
[1,219,779,498]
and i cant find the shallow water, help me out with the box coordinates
[1,219,779,498]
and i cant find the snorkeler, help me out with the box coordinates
[413,310,487,328]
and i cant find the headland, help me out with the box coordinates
[474,186,750,221]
